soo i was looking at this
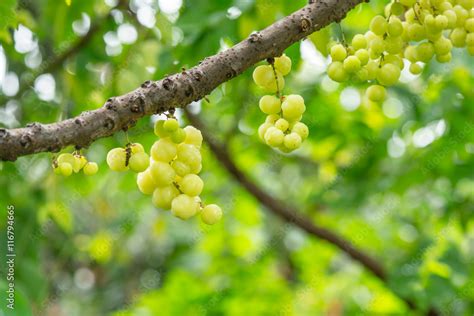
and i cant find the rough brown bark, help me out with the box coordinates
[0,0,366,161]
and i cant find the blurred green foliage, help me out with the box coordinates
[0,0,473,315]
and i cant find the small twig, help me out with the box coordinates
[268,58,281,98]
[0,3,123,104]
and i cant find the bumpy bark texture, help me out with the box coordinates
[0,0,366,161]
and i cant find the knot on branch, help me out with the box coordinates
[74,118,84,126]
[190,70,203,82]
[130,104,141,113]
[20,134,32,148]
[105,98,117,111]
[130,94,145,113]
[226,65,238,79]
[0,128,9,138]
[177,72,197,98]
[162,77,176,91]
[141,80,152,88]
[26,122,44,133]
[104,117,115,130]
[300,17,312,32]
[248,31,262,43]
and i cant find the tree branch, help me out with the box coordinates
[186,111,386,279]
[0,0,366,161]
[1,0,127,105]
[185,110,440,316]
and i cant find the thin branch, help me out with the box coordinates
[186,111,386,278]
[0,0,367,161]
[185,111,440,316]
[0,0,127,104]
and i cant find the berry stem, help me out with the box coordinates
[125,144,132,167]
[337,23,347,46]
[125,131,131,144]
[413,3,421,22]
[173,181,182,192]
[269,61,281,98]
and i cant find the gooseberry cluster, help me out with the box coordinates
[253,55,309,153]
[107,143,150,173]
[132,117,222,225]
[327,0,474,103]
[53,152,98,176]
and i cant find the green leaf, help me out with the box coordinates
[0,0,17,29]
[0,281,32,316]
